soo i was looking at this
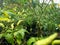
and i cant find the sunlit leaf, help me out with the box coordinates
[34,33,58,45]
[0,23,5,27]
[0,18,10,22]
[52,40,60,45]
[17,20,23,26]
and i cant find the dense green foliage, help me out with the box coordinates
[0,0,60,45]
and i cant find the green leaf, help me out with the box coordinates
[14,30,23,45]
[14,28,26,39]
[14,31,22,39]
[0,34,3,39]
[16,39,22,45]
[27,37,36,45]
[14,32,22,45]
[5,33,14,44]
[6,30,12,33]
[18,29,26,38]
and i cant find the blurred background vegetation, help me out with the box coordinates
[0,0,60,45]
